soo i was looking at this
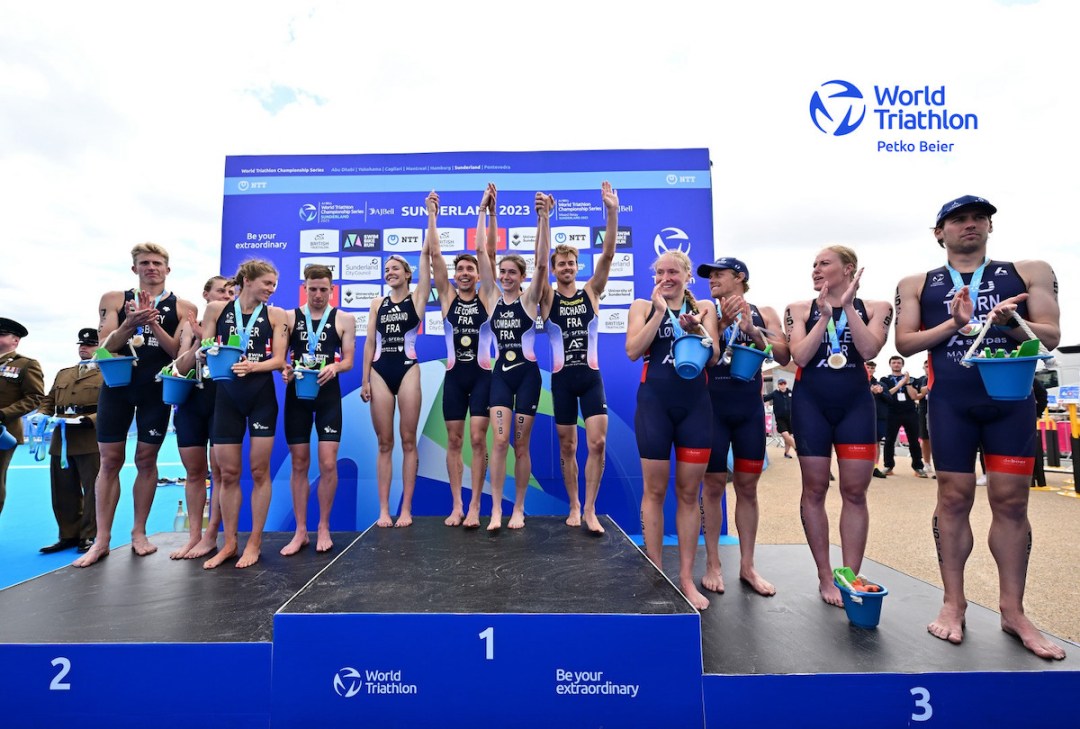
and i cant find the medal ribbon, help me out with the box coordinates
[302,305,334,361]
[233,300,265,353]
[945,257,989,327]
[825,310,849,355]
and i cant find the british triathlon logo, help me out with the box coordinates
[653,227,690,257]
[334,667,363,698]
[809,80,866,136]
[810,79,980,153]
[299,204,318,222]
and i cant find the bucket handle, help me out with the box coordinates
[960,312,1054,367]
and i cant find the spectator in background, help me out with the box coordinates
[881,356,928,477]
[867,361,890,478]
[0,317,46,519]
[762,379,795,458]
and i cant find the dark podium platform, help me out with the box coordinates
[664,543,1077,728]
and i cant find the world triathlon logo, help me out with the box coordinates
[653,227,690,258]
[333,667,363,698]
[299,204,318,222]
[809,80,866,136]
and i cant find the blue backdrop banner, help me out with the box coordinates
[220,148,714,535]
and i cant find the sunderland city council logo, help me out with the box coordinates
[653,227,690,257]
[299,204,318,222]
[334,667,363,698]
[809,80,866,136]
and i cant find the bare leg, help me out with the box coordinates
[172,445,209,559]
[700,472,726,593]
[463,415,489,528]
[639,459,670,569]
[781,431,796,457]
[129,441,163,556]
[280,443,311,556]
[798,454,843,606]
[487,406,513,531]
[556,423,581,527]
[204,443,242,569]
[187,447,221,559]
[581,414,607,534]
[315,440,339,551]
[236,436,274,568]
[928,471,975,642]
[837,457,872,575]
[732,469,774,596]
[394,366,422,527]
[73,441,124,567]
[507,413,535,529]
[369,372,396,528]
[445,419,466,526]
[987,473,1066,659]
[675,459,710,610]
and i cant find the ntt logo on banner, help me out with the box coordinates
[810,79,979,153]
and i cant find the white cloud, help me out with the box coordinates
[1,0,1076,377]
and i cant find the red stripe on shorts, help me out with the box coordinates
[986,454,1034,476]
[734,458,764,474]
[835,443,876,461]
[675,447,711,465]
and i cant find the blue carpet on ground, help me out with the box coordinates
[0,434,190,590]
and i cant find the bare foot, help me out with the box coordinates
[445,510,464,527]
[507,511,525,529]
[680,576,710,610]
[928,603,966,644]
[236,542,261,568]
[170,537,202,560]
[565,505,581,527]
[701,567,725,594]
[185,533,218,559]
[203,541,238,569]
[487,511,502,531]
[1001,613,1066,660]
[280,532,309,557]
[739,567,776,597]
[315,527,333,553]
[819,580,844,607]
[583,512,605,535]
[376,513,394,528]
[130,533,158,557]
[73,542,110,568]
[395,512,413,528]
[463,508,481,529]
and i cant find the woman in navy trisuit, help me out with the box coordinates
[360,195,433,527]
[784,246,891,606]
[626,250,720,610]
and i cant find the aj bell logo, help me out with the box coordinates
[809,80,866,136]
[334,667,362,698]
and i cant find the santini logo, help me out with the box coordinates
[809,80,866,136]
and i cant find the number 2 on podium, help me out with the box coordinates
[479,627,494,660]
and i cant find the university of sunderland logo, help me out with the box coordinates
[809,80,866,136]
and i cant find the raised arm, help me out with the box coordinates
[476,184,500,312]
[626,290,666,361]
[524,192,553,311]
[894,273,954,357]
[786,299,829,369]
[412,195,435,317]
[586,181,619,300]
[428,191,453,315]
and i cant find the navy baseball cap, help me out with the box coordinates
[935,195,997,228]
[697,257,749,282]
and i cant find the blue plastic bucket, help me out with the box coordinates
[834,579,889,628]
[160,373,197,406]
[94,356,137,387]
[729,343,769,382]
[0,424,16,450]
[963,354,1050,401]
[294,368,321,400]
[203,346,246,381]
[672,334,711,379]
